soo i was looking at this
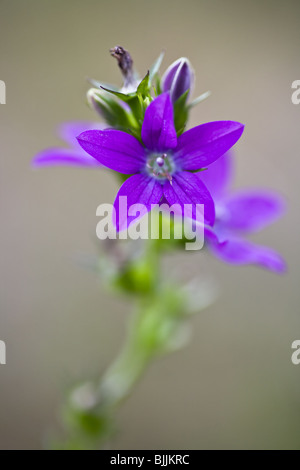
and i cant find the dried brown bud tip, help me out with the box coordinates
[110,45,134,86]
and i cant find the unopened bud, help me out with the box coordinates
[162,57,194,103]
[87,88,108,118]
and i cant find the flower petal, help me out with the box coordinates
[224,189,286,233]
[162,60,182,94]
[174,121,244,170]
[32,148,102,168]
[59,121,105,148]
[198,152,233,201]
[141,93,177,151]
[77,130,146,174]
[113,174,163,231]
[208,236,286,273]
[163,171,215,226]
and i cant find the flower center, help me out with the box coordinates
[146,152,175,183]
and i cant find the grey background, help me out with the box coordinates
[0,0,299,449]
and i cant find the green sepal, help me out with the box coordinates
[188,90,211,108]
[149,51,164,83]
[90,91,138,130]
[173,90,189,135]
[100,86,143,122]
[190,167,208,173]
[136,71,150,98]
[87,78,118,91]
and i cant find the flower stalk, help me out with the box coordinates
[60,238,189,449]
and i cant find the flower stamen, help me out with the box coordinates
[146,152,175,182]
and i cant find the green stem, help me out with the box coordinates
[99,320,153,409]
[61,238,187,449]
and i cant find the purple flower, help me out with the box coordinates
[77,93,244,231]
[200,152,286,273]
[162,58,194,103]
[32,121,104,168]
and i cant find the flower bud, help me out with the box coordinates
[161,57,194,103]
[86,88,132,126]
[87,88,107,118]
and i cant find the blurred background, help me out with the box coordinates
[0,0,300,450]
